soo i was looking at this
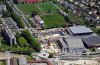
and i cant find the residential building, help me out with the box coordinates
[17,0,42,4]
[27,60,53,65]
[34,15,44,29]
[91,13,100,20]
[0,4,6,13]
[1,18,19,45]
[18,57,27,65]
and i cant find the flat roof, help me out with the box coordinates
[34,15,44,23]
[64,37,85,49]
[68,26,93,35]
[62,37,85,52]
[82,36,100,47]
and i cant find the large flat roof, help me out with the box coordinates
[82,36,100,47]
[63,37,85,52]
[64,37,85,48]
[68,26,93,35]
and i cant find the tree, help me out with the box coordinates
[13,0,18,4]
[31,11,38,17]
[98,28,100,33]
[48,53,54,58]
[64,16,70,22]
[0,18,2,24]
[0,0,6,3]
[5,1,13,13]
[64,9,69,13]
[48,9,51,13]
[56,9,60,13]
[2,11,11,18]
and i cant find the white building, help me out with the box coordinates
[18,57,27,65]
[0,4,6,13]
[34,15,44,27]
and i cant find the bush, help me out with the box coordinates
[48,53,54,58]
[98,28,100,33]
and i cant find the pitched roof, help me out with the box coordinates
[17,0,40,3]
[82,36,100,47]
[27,60,53,65]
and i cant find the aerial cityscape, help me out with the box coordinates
[0,0,100,65]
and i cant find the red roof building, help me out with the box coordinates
[27,60,54,65]
[17,0,42,3]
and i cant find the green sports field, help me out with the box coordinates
[17,2,58,15]
[41,13,67,28]
[17,4,39,15]
[17,2,67,28]
[34,2,58,13]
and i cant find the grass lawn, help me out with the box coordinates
[0,60,6,65]
[17,2,58,16]
[26,56,34,61]
[41,13,67,28]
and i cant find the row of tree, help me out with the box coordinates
[0,45,35,54]
[22,30,41,52]
[11,13,25,28]
[13,0,53,4]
